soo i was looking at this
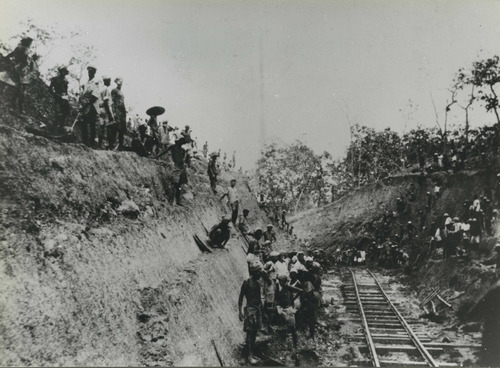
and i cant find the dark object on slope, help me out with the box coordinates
[25,126,76,143]
[467,280,500,366]
[193,234,212,253]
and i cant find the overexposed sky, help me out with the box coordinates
[1,0,500,169]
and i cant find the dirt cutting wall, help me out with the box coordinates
[290,170,498,252]
[0,116,267,366]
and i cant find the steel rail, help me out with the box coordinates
[366,269,439,367]
[349,268,381,367]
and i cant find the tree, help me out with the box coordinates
[1,19,96,95]
[453,68,475,142]
[16,18,68,67]
[67,43,97,89]
[469,56,500,126]
[345,124,403,184]
[257,141,325,215]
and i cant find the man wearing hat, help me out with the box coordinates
[111,77,126,149]
[247,228,264,251]
[295,251,307,272]
[5,37,34,112]
[274,251,289,278]
[275,273,299,352]
[238,261,264,365]
[80,65,100,147]
[49,66,70,134]
[99,76,115,148]
[263,224,277,244]
[208,215,231,248]
[207,151,220,194]
[238,209,250,234]
[145,106,165,154]
[158,120,172,151]
[156,134,188,205]
[280,210,289,232]
[220,178,239,224]
[261,240,272,263]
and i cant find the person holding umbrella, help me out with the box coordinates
[146,106,164,155]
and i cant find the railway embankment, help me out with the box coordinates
[0,105,280,366]
[290,168,499,341]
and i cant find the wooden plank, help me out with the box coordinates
[423,342,481,349]
[193,235,212,253]
[436,294,452,308]
[360,345,444,353]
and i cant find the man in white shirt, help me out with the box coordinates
[80,65,100,147]
[100,76,115,149]
[274,252,289,278]
[220,178,239,224]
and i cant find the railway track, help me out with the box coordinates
[343,268,471,367]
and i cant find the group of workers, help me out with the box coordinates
[204,177,325,365]
[237,223,323,363]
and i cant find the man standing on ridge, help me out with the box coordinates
[220,178,239,224]
[208,152,220,194]
[80,65,100,147]
[6,37,34,113]
[100,76,115,149]
[111,77,126,150]
[203,141,208,158]
[49,66,70,134]
[158,120,172,151]
[157,136,188,205]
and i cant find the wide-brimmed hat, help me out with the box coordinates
[21,37,33,46]
[278,274,290,283]
[175,137,187,145]
[249,261,263,273]
[146,106,165,116]
[58,66,69,75]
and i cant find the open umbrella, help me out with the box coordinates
[146,106,165,116]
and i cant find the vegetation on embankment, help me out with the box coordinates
[290,168,499,323]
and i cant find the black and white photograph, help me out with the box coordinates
[1,0,500,366]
